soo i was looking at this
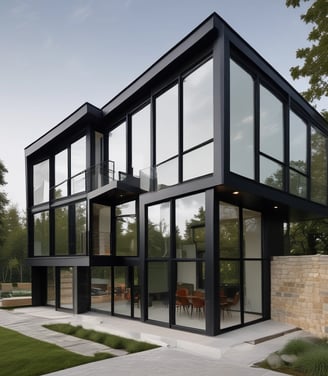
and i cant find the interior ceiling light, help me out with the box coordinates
[232,191,239,195]
[274,205,278,209]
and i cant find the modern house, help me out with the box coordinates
[25,12,328,336]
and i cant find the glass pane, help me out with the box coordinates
[260,156,283,190]
[92,204,111,255]
[290,170,307,198]
[33,160,49,205]
[243,209,261,258]
[109,122,126,180]
[230,60,254,179]
[55,206,69,255]
[116,201,137,256]
[132,104,150,177]
[93,132,104,189]
[34,211,49,256]
[244,261,262,322]
[156,85,178,164]
[290,111,307,173]
[91,267,111,313]
[133,266,141,319]
[157,158,179,190]
[183,142,213,181]
[176,261,205,330]
[75,202,87,255]
[148,202,170,258]
[311,127,327,205]
[176,193,205,259]
[55,149,68,198]
[219,202,239,258]
[71,136,86,194]
[60,267,73,309]
[114,266,130,316]
[260,85,283,161]
[183,59,213,151]
[148,262,169,323]
[47,267,55,306]
[220,260,241,329]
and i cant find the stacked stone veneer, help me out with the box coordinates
[271,255,328,337]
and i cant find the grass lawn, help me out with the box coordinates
[0,326,112,376]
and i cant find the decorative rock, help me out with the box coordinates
[281,354,298,364]
[266,352,283,369]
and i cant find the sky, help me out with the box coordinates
[0,0,323,212]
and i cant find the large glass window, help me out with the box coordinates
[33,211,49,256]
[92,204,111,255]
[230,60,254,179]
[132,105,150,177]
[148,262,169,323]
[116,201,137,256]
[75,202,87,255]
[55,206,69,255]
[311,127,327,205]
[176,193,205,259]
[71,136,86,194]
[183,59,213,182]
[91,267,111,313]
[55,149,68,198]
[183,59,213,150]
[33,160,49,205]
[47,267,55,306]
[60,267,73,309]
[147,202,170,258]
[109,122,126,180]
[260,156,283,190]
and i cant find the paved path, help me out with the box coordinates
[0,307,308,375]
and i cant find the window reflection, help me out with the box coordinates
[71,137,86,194]
[290,111,307,173]
[230,60,254,179]
[55,206,69,255]
[55,149,68,198]
[132,105,150,177]
[109,122,126,180]
[156,85,178,164]
[219,202,239,259]
[183,142,213,181]
[260,156,283,190]
[311,127,327,204]
[34,211,49,256]
[75,202,86,255]
[156,157,179,189]
[33,160,49,205]
[176,193,205,258]
[92,204,111,255]
[148,202,170,258]
[183,59,213,151]
[91,267,111,313]
[116,201,137,256]
[260,85,283,161]
[148,262,169,323]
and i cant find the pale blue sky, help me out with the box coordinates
[0,0,320,210]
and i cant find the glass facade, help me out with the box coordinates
[75,201,87,255]
[71,136,86,194]
[116,201,137,256]
[109,122,126,180]
[92,204,111,255]
[33,159,49,205]
[55,149,68,198]
[91,267,111,312]
[147,202,170,258]
[33,211,49,256]
[55,206,69,255]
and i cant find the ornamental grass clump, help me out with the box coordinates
[293,347,328,376]
[279,339,316,356]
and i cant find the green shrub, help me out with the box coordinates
[293,347,328,376]
[280,339,315,355]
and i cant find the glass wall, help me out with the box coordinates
[183,59,213,181]
[148,262,169,323]
[33,211,49,256]
[71,136,86,194]
[91,266,111,312]
[311,127,327,205]
[55,206,69,255]
[75,201,86,255]
[33,159,49,205]
[47,267,56,306]
[132,105,150,178]
[147,202,170,258]
[116,201,137,256]
[109,122,126,180]
[230,60,254,179]
[92,204,111,255]
[59,267,73,309]
[55,149,68,198]
[155,85,179,189]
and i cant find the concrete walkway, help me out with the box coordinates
[0,307,308,375]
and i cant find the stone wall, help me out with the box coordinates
[271,255,328,337]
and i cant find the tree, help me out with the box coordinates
[286,0,328,119]
[0,160,8,247]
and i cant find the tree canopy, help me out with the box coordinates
[0,160,8,247]
[286,0,328,119]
